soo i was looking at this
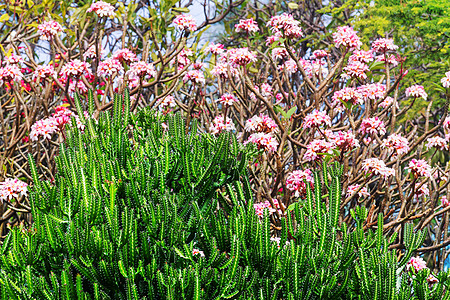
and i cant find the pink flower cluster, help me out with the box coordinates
[408,159,432,178]
[267,13,303,39]
[37,20,63,40]
[405,84,427,100]
[159,95,176,110]
[362,158,394,177]
[304,139,334,161]
[217,93,237,106]
[442,71,450,88]
[235,18,259,34]
[272,47,289,60]
[343,61,369,80]
[254,199,282,218]
[192,248,205,257]
[97,58,124,77]
[245,114,278,134]
[183,69,205,85]
[371,38,398,52]
[127,61,156,78]
[245,133,279,153]
[227,48,257,66]
[407,256,427,273]
[4,53,23,65]
[442,196,450,208]
[205,43,225,55]
[33,65,55,81]
[346,184,370,198]
[358,83,386,101]
[349,50,374,64]
[173,14,197,32]
[379,96,394,109]
[427,136,448,151]
[382,134,410,157]
[0,178,28,201]
[30,106,85,141]
[112,48,137,64]
[87,1,115,18]
[61,60,92,78]
[360,117,386,136]
[333,26,362,49]
[332,130,360,152]
[0,64,23,85]
[302,110,331,129]
[209,116,236,134]
[312,50,328,59]
[332,87,363,109]
[286,169,313,197]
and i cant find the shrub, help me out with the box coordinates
[1,91,449,299]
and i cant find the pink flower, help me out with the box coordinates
[267,13,303,39]
[245,114,278,133]
[346,185,370,198]
[159,95,176,110]
[405,85,427,100]
[217,93,237,106]
[254,199,282,218]
[427,136,448,151]
[209,116,235,134]
[302,110,331,129]
[183,69,205,85]
[227,48,257,66]
[444,116,450,131]
[333,26,362,49]
[332,130,360,152]
[260,83,273,97]
[360,117,386,136]
[279,59,298,74]
[375,54,398,66]
[408,159,432,178]
[0,64,23,84]
[30,118,58,141]
[211,63,239,78]
[380,96,394,109]
[37,20,63,40]
[235,18,259,34]
[33,65,55,80]
[272,47,289,60]
[192,248,205,257]
[0,178,28,201]
[286,169,314,197]
[112,48,137,64]
[358,83,386,101]
[3,53,23,65]
[266,35,281,45]
[87,1,115,18]
[407,256,427,273]
[127,61,156,78]
[245,133,279,153]
[97,58,123,77]
[173,14,197,31]
[415,182,429,198]
[442,196,450,208]
[349,50,374,64]
[205,43,225,55]
[343,61,369,79]
[312,50,328,59]
[372,38,398,52]
[382,134,410,157]
[362,158,394,177]
[427,275,439,285]
[441,71,450,88]
[304,139,335,161]
[61,59,92,78]
[332,87,363,108]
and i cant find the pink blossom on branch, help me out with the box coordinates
[0,65,23,84]
[427,136,449,151]
[333,26,362,49]
[360,117,386,136]
[312,50,328,59]
[227,48,257,66]
[286,169,314,198]
[37,20,63,40]
[97,58,124,77]
[362,158,394,178]
[332,87,363,107]
[0,178,28,201]
[127,61,156,78]
[371,38,398,53]
[209,116,236,134]
[382,134,410,157]
[245,133,279,153]
[405,84,427,100]
[346,184,370,198]
[441,71,450,88]
[183,70,205,85]
[267,13,303,39]
[173,14,197,32]
[61,60,92,78]
[204,43,225,55]
[217,93,238,106]
[4,53,24,65]
[407,256,427,273]
[302,110,331,129]
[245,114,278,133]
[112,48,137,64]
[349,50,374,64]
[33,65,55,81]
[87,1,115,18]
[235,18,259,34]
[408,159,432,178]
[304,139,335,161]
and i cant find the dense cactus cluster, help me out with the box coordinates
[0,91,448,299]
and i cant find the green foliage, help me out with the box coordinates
[0,90,449,299]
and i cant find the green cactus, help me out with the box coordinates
[0,90,449,299]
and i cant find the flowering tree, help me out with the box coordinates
[1,0,450,272]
